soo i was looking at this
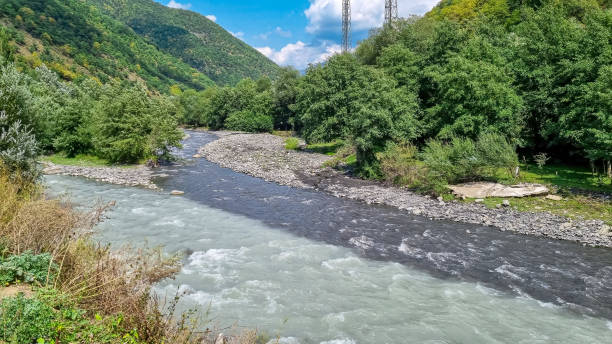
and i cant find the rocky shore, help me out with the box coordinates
[200,132,612,248]
[43,162,158,189]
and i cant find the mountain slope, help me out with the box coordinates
[427,0,610,22]
[89,0,280,86]
[0,0,217,92]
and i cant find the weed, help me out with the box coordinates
[284,138,300,151]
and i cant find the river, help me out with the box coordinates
[46,131,612,343]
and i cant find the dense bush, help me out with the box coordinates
[0,294,55,343]
[377,142,424,186]
[421,133,519,185]
[92,85,183,164]
[224,110,274,133]
[0,251,57,285]
[0,112,40,182]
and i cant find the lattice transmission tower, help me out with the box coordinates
[342,0,351,53]
[385,0,398,25]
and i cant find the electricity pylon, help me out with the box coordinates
[385,0,398,25]
[342,0,351,53]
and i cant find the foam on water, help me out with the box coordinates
[45,175,612,343]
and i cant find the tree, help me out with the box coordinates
[92,85,182,163]
[271,67,301,130]
[424,43,524,142]
[296,54,421,177]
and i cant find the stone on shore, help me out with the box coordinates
[546,195,563,201]
[449,182,549,199]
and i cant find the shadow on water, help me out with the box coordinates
[155,131,612,320]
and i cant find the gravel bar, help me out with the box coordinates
[200,132,612,248]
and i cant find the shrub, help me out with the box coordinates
[421,133,519,186]
[534,153,550,169]
[0,111,40,183]
[284,138,300,150]
[0,293,55,343]
[224,110,274,133]
[377,142,425,186]
[0,251,57,285]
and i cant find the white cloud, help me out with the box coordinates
[205,15,217,22]
[166,0,191,10]
[257,27,292,40]
[305,0,439,37]
[275,27,292,38]
[256,40,341,70]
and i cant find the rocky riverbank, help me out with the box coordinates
[200,132,612,248]
[43,162,158,189]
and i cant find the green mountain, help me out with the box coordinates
[0,0,279,93]
[89,0,280,86]
[0,0,219,92]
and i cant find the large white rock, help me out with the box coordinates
[449,182,549,198]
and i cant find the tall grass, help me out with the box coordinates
[0,164,260,343]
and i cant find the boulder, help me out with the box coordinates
[449,182,549,199]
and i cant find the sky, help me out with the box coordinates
[157,0,441,70]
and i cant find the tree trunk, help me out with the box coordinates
[607,160,611,179]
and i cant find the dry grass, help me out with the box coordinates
[0,165,260,343]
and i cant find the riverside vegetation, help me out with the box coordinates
[178,0,611,221]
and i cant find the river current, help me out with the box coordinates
[46,131,612,343]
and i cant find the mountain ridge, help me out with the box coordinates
[89,0,280,86]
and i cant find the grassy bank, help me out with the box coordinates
[0,167,260,343]
[291,139,611,226]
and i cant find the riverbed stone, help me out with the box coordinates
[199,131,612,248]
[170,190,185,196]
[42,162,156,189]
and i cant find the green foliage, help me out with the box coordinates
[204,78,274,131]
[178,89,209,127]
[224,110,274,133]
[0,0,216,92]
[377,142,425,186]
[0,293,55,343]
[424,41,524,141]
[284,138,300,150]
[421,133,519,186]
[86,0,280,86]
[272,67,301,130]
[0,111,40,182]
[295,54,421,177]
[0,252,56,285]
[93,85,182,164]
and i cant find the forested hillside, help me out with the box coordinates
[89,0,280,86]
[0,0,217,93]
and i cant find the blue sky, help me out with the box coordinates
[158,0,440,69]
